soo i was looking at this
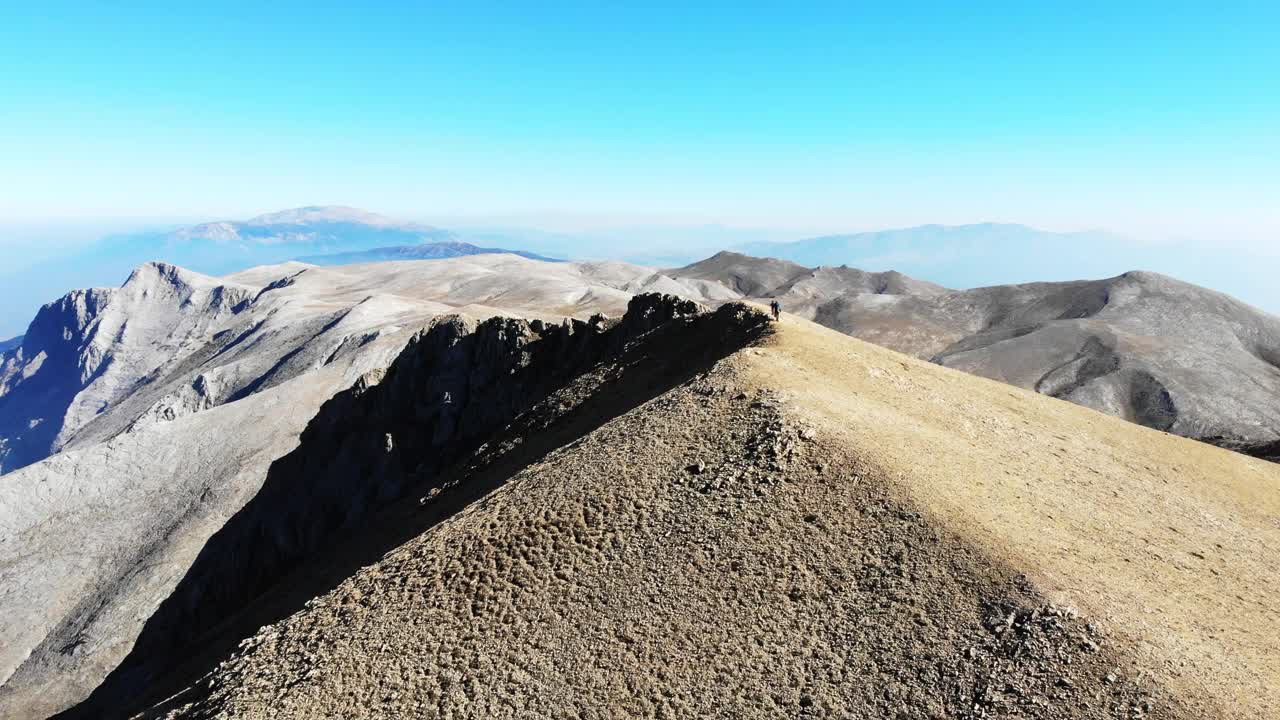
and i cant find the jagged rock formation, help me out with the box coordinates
[670,252,1280,449]
[0,258,735,719]
[99,309,1278,720]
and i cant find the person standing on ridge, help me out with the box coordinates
[770,300,781,321]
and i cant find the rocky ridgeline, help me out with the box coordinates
[71,294,770,716]
[146,356,1190,720]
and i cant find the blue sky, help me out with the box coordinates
[0,2,1277,335]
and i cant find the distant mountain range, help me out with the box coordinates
[296,240,561,266]
[670,251,1280,451]
[150,205,462,273]
[734,223,1143,287]
[5,209,1275,340]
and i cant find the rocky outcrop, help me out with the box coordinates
[0,256,737,477]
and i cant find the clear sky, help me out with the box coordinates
[1,1,1277,245]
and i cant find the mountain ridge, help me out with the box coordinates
[80,303,1280,720]
[2,258,1277,718]
[668,252,1280,450]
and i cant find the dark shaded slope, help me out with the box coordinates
[67,295,770,719]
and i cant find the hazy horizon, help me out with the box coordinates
[1,208,1277,340]
[2,2,1276,333]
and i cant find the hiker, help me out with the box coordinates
[769,300,781,321]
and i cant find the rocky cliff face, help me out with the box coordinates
[0,264,254,473]
[0,287,115,472]
[56,295,770,718]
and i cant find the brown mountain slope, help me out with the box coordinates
[668,253,1280,452]
[142,308,1276,720]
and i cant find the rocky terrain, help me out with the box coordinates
[60,301,1277,720]
[671,252,1280,449]
[2,251,1277,719]
[296,241,561,266]
[0,260,732,718]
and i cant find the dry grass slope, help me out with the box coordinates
[748,315,1280,718]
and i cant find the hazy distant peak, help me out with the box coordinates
[243,206,412,228]
[295,241,561,267]
[166,206,454,246]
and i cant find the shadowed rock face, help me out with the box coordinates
[0,265,253,473]
[670,254,1280,449]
